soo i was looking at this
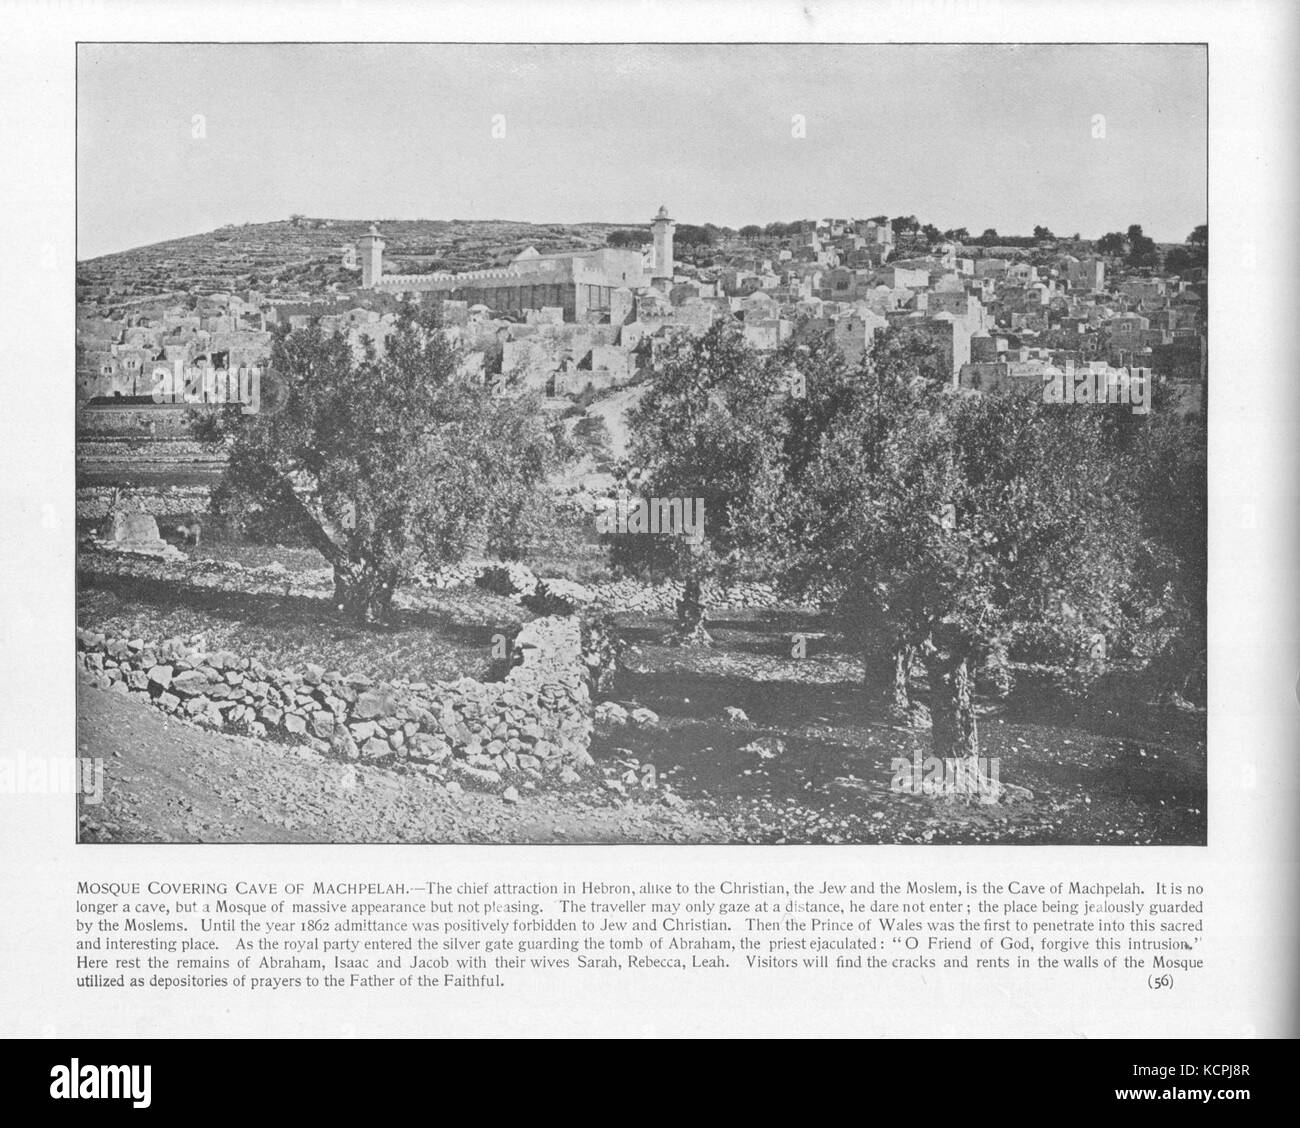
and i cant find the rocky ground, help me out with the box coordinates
[592,610,1208,845]
[74,541,1207,846]
[78,556,521,685]
[77,681,726,844]
[78,632,1207,847]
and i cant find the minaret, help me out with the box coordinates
[358,224,386,288]
[651,205,675,290]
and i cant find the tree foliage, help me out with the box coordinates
[776,343,1156,779]
[1164,223,1208,274]
[1097,231,1126,256]
[605,228,645,248]
[620,322,790,640]
[1124,224,1159,269]
[1095,224,1159,268]
[209,303,559,622]
[625,321,1197,795]
[674,223,716,247]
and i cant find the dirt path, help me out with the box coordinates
[582,383,645,462]
[77,681,727,844]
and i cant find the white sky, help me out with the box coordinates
[77,43,1207,260]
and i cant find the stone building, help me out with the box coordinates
[356,207,678,323]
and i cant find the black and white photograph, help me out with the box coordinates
[73,42,1210,846]
[5,0,1300,1069]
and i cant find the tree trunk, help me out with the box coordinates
[332,560,398,625]
[925,653,993,801]
[890,643,915,720]
[265,474,398,626]
[674,574,712,646]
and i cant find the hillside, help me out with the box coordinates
[76,216,647,305]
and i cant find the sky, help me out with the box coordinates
[77,43,1207,260]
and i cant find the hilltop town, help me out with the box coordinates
[76,209,1207,419]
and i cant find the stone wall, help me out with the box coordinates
[78,546,328,597]
[76,483,214,522]
[76,614,594,790]
[414,558,812,614]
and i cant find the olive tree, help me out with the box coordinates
[210,303,558,622]
[784,330,1152,799]
[620,321,790,643]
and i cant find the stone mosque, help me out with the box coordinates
[353,206,677,324]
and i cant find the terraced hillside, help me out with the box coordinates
[76,217,647,304]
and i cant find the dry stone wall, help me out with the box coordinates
[415,559,810,613]
[77,483,214,522]
[76,615,593,788]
